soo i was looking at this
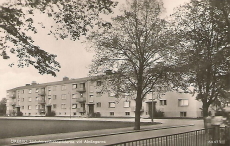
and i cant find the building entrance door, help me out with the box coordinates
[47,106,51,116]
[16,107,20,116]
[147,102,156,118]
[88,104,94,116]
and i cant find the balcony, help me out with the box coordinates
[38,109,45,113]
[38,99,45,104]
[76,87,86,92]
[76,108,86,113]
[15,105,20,108]
[10,93,16,99]
[76,97,86,103]
[39,90,45,96]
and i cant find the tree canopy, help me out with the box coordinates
[88,0,175,130]
[0,0,117,76]
[169,0,230,126]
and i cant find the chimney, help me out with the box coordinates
[25,84,30,86]
[31,81,37,85]
[63,77,69,81]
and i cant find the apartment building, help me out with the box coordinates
[6,76,207,118]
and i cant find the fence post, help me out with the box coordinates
[166,136,168,146]
[212,125,220,146]
[196,130,198,146]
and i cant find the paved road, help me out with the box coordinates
[36,121,204,146]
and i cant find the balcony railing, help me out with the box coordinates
[76,108,86,112]
[10,93,16,99]
[38,109,45,113]
[76,87,86,92]
[15,105,20,108]
[39,90,45,96]
[76,97,86,103]
[38,99,45,104]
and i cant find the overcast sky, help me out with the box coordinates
[0,0,190,100]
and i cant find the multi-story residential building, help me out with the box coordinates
[6,76,216,118]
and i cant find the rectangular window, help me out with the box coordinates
[21,106,24,110]
[47,90,51,95]
[125,112,130,116]
[96,92,102,97]
[109,102,115,108]
[80,83,85,88]
[96,102,101,107]
[97,81,102,86]
[72,104,77,109]
[22,90,24,94]
[124,101,130,108]
[53,95,57,100]
[61,85,66,90]
[160,100,167,106]
[180,112,187,117]
[53,104,57,109]
[61,104,66,109]
[72,84,77,89]
[61,94,67,100]
[72,94,77,99]
[28,97,32,102]
[89,85,94,93]
[110,112,114,116]
[28,89,32,94]
[178,99,189,106]
[22,98,24,102]
[28,105,31,110]
[109,92,116,97]
[48,87,51,91]
[35,89,39,93]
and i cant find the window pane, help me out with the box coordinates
[124,101,130,108]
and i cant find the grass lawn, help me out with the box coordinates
[0,119,156,139]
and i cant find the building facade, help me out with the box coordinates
[6,76,206,118]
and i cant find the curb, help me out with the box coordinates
[9,124,194,146]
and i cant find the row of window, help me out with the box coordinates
[20,101,130,110]
[22,111,130,116]
[18,81,104,95]
[159,99,189,107]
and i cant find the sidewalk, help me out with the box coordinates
[0,117,203,146]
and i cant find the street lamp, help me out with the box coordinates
[150,91,155,123]
[68,91,71,119]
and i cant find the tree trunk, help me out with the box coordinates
[134,88,143,130]
[202,102,210,130]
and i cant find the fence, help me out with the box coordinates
[106,126,230,146]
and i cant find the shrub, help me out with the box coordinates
[88,112,101,118]
[46,111,56,117]
[155,110,164,118]
[17,111,23,116]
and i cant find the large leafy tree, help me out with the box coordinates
[88,0,174,130]
[0,98,6,115]
[0,0,117,76]
[170,0,230,128]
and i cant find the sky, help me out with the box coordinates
[0,0,190,100]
